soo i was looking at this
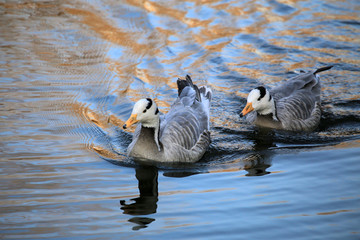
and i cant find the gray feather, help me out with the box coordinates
[127,75,212,162]
[247,66,332,131]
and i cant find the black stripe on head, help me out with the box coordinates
[146,98,153,109]
[255,86,266,101]
[155,107,159,115]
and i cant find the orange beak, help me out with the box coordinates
[240,102,254,117]
[123,114,138,129]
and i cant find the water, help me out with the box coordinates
[1,0,360,239]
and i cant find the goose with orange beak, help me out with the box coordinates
[123,75,212,163]
[240,66,333,131]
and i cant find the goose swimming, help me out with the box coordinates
[123,75,212,163]
[240,66,333,131]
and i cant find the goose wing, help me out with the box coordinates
[159,75,211,162]
[275,89,321,131]
[160,101,208,149]
[273,66,332,131]
[271,72,320,101]
[271,66,332,101]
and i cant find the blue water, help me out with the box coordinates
[1,0,360,239]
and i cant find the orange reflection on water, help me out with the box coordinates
[92,144,125,160]
[229,65,278,83]
[64,7,153,56]
[317,209,354,216]
[126,0,212,28]
[0,2,55,9]
[275,209,356,219]
[332,140,360,149]
[312,12,360,21]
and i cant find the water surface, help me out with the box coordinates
[1,0,360,239]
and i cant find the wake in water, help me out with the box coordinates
[76,65,360,174]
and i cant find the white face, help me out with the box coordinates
[247,87,271,113]
[132,98,158,123]
[123,98,159,129]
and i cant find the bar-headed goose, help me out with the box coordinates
[240,66,333,131]
[123,75,212,163]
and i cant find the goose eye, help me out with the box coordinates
[143,109,147,113]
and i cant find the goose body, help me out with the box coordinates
[123,75,212,163]
[240,66,333,131]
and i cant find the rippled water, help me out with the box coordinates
[1,0,360,239]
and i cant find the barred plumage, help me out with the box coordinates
[124,75,212,163]
[241,66,332,131]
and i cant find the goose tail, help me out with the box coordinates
[177,75,201,101]
[313,66,333,75]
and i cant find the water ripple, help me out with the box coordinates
[1,0,360,239]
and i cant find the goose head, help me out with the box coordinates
[123,98,160,129]
[240,86,275,117]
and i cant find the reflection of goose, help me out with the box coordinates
[244,129,274,176]
[123,75,212,163]
[240,66,333,131]
[120,166,158,230]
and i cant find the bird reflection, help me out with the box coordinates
[120,165,158,230]
[245,161,271,176]
[244,128,276,176]
[118,129,276,230]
